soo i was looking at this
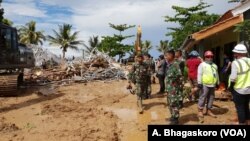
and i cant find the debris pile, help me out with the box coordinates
[29,45,60,66]
[24,49,128,85]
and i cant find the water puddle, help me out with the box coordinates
[105,108,137,122]
[150,111,158,120]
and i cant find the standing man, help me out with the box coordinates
[151,56,157,84]
[156,55,166,94]
[143,53,155,99]
[186,51,202,101]
[175,50,185,108]
[221,53,232,91]
[175,50,185,75]
[164,50,183,125]
[127,54,150,114]
[42,59,46,69]
[229,44,250,125]
[197,51,219,122]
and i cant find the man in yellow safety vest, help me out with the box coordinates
[197,51,219,122]
[229,44,250,125]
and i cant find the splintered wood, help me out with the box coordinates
[24,54,127,85]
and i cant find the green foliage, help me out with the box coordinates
[18,21,45,45]
[234,20,250,34]
[99,23,135,61]
[113,34,134,42]
[165,1,220,48]
[109,23,135,34]
[99,36,133,58]
[47,24,83,58]
[85,36,100,55]
[2,18,13,26]
[0,1,14,26]
[234,20,250,54]
[141,40,152,53]
[157,40,169,53]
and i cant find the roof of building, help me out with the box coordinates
[181,0,250,51]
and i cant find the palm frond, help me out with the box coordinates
[47,23,83,58]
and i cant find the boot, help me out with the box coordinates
[198,109,204,118]
[169,117,179,125]
[179,101,184,109]
[247,120,250,125]
[152,77,156,84]
[198,109,204,123]
[139,108,143,114]
[207,109,217,118]
[157,91,164,95]
[137,97,143,114]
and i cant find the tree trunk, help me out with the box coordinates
[62,51,65,59]
[118,54,123,63]
[118,55,121,63]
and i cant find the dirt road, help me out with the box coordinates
[0,80,237,141]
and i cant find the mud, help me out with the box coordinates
[0,80,237,141]
[0,117,19,133]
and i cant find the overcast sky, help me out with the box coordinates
[2,0,238,58]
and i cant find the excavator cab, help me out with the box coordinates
[0,23,35,95]
[0,23,19,67]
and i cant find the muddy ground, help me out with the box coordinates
[0,80,237,141]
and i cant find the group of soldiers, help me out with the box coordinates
[127,44,250,125]
[127,50,183,124]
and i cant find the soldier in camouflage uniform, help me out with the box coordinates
[143,53,155,99]
[127,54,150,114]
[165,50,183,125]
[175,50,185,108]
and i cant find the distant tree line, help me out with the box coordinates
[1,0,248,59]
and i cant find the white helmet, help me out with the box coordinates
[232,44,248,54]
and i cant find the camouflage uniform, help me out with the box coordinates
[128,62,150,98]
[175,59,185,104]
[144,59,155,97]
[165,61,183,120]
[128,61,150,113]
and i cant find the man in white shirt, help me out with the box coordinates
[229,44,250,125]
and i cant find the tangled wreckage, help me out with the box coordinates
[0,24,128,96]
[25,46,128,87]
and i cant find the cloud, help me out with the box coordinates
[3,0,47,18]
[38,0,237,41]
[2,0,238,58]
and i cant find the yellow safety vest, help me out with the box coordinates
[202,62,218,85]
[233,58,250,89]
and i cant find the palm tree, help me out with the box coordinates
[157,40,169,53]
[142,40,152,53]
[85,36,99,55]
[47,24,83,59]
[18,21,45,45]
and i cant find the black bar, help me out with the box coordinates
[148,125,250,141]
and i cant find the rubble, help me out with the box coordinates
[24,49,128,85]
[29,45,60,66]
